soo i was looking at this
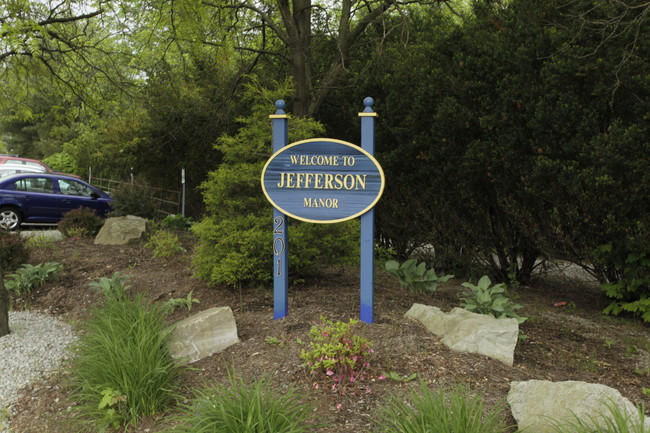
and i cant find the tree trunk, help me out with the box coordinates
[0,265,9,337]
[277,0,312,117]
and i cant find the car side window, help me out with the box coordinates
[59,179,94,197]
[14,178,54,194]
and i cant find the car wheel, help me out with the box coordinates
[0,207,22,231]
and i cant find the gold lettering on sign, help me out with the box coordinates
[290,155,341,166]
[277,173,367,190]
[303,198,339,208]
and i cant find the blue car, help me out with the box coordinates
[0,173,112,230]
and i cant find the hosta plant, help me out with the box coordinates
[459,275,527,324]
[385,259,453,294]
[4,262,63,296]
[88,272,131,298]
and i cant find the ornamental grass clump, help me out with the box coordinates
[374,383,512,433]
[168,373,320,433]
[300,316,374,391]
[68,288,183,431]
[550,399,647,433]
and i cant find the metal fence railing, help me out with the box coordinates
[90,177,183,219]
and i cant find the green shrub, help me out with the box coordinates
[385,259,453,294]
[300,317,374,391]
[4,262,63,297]
[0,230,29,274]
[595,243,650,323]
[109,181,158,219]
[145,230,185,258]
[168,373,319,433]
[42,151,79,175]
[374,383,511,433]
[160,214,193,231]
[58,207,105,238]
[193,80,359,287]
[69,289,182,431]
[459,275,527,324]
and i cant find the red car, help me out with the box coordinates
[0,155,80,178]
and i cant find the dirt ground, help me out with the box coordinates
[6,234,650,432]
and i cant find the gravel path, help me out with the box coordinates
[0,312,78,433]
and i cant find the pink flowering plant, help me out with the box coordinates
[300,317,374,391]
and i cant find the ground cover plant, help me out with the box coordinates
[146,230,186,258]
[300,317,375,392]
[5,236,650,433]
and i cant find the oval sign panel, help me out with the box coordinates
[261,139,385,223]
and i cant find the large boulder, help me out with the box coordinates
[168,306,239,364]
[405,303,519,366]
[94,215,150,245]
[508,380,645,433]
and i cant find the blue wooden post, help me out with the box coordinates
[359,97,377,323]
[270,100,289,319]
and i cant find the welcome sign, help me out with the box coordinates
[261,139,385,223]
[265,97,380,323]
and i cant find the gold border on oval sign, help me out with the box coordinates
[261,138,386,224]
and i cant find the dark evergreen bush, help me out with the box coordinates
[352,0,650,301]
[109,181,158,219]
[192,80,360,287]
[58,207,105,238]
[0,230,29,274]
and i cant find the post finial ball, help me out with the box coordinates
[363,97,374,108]
[275,100,286,110]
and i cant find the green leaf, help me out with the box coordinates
[477,291,491,304]
[477,275,492,290]
[414,262,427,277]
[384,260,400,273]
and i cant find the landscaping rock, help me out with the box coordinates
[404,303,518,366]
[508,380,645,433]
[168,306,239,364]
[19,230,63,241]
[94,215,150,245]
